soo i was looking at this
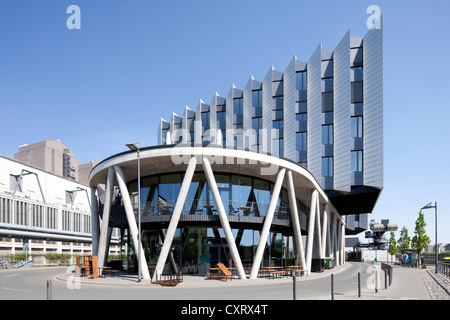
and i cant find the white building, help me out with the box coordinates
[0,155,118,259]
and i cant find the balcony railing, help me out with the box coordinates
[131,199,291,222]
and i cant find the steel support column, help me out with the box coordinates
[286,170,306,273]
[321,204,329,258]
[335,218,342,266]
[97,167,114,268]
[115,166,151,280]
[340,221,345,265]
[315,193,323,259]
[152,156,197,281]
[249,168,286,279]
[202,156,247,280]
[90,187,100,256]
[306,189,318,274]
[330,212,336,260]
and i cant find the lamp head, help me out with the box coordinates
[126,142,139,151]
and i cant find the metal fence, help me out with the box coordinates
[438,261,450,278]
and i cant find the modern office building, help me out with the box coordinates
[89,26,383,280]
[158,28,383,234]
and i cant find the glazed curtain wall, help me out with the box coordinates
[127,172,309,220]
[125,226,297,275]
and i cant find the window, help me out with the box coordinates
[272,119,284,157]
[161,128,169,145]
[351,150,363,172]
[322,157,333,177]
[272,95,284,157]
[233,98,243,128]
[322,124,333,145]
[350,47,363,67]
[322,77,333,92]
[201,111,210,131]
[351,81,363,104]
[351,116,363,138]
[296,71,307,91]
[252,90,262,108]
[186,117,195,143]
[233,98,243,115]
[252,117,262,151]
[272,139,284,157]
[234,134,243,148]
[296,113,306,122]
[201,111,210,144]
[322,91,334,112]
[216,108,226,130]
[296,132,307,151]
[273,96,283,110]
[272,120,284,138]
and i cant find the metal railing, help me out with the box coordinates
[132,199,291,222]
[438,261,450,278]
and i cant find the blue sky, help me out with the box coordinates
[0,0,449,243]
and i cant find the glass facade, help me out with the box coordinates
[252,90,262,152]
[272,96,284,157]
[351,150,363,172]
[123,226,298,276]
[128,172,296,219]
[296,71,307,91]
[351,116,363,138]
[124,171,308,275]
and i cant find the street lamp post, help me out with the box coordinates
[126,142,141,282]
[421,202,438,273]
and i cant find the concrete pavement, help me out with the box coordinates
[54,262,436,300]
[340,265,431,300]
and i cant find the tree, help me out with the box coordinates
[411,210,431,260]
[397,226,411,252]
[388,232,398,263]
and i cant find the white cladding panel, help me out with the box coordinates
[363,26,383,188]
[333,31,352,192]
[306,45,323,184]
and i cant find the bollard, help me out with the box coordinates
[47,280,52,300]
[358,272,361,298]
[384,269,387,289]
[375,269,378,293]
[331,274,334,300]
[293,275,297,300]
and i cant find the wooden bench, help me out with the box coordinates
[286,266,307,277]
[153,279,182,287]
[207,263,233,281]
[268,270,287,279]
[152,273,183,286]
[291,269,306,277]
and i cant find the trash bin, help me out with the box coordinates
[324,257,334,269]
[311,259,324,272]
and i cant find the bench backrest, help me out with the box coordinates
[217,263,232,276]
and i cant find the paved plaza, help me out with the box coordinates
[1,262,449,301]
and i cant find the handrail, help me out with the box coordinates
[438,261,450,278]
[129,198,293,221]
